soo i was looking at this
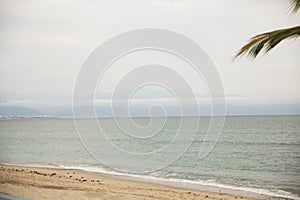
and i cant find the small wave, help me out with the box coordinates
[56,165,300,200]
[1,162,298,200]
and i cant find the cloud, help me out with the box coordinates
[0,100,45,106]
[149,0,192,9]
[0,0,299,104]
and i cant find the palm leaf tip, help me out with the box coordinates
[290,0,300,12]
[235,35,268,59]
[235,26,300,59]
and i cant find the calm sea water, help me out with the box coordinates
[0,116,299,198]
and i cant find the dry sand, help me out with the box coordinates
[0,164,259,200]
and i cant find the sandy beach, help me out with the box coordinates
[0,164,260,200]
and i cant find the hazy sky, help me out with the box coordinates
[0,0,299,107]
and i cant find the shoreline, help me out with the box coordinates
[0,164,294,200]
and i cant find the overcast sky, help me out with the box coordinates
[0,0,299,108]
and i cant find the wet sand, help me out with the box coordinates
[0,164,260,200]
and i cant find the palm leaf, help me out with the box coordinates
[235,26,300,59]
[235,0,300,60]
[290,0,300,12]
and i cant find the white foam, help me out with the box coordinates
[2,162,299,200]
[56,164,299,200]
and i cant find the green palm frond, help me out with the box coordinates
[290,0,300,12]
[234,0,300,60]
[235,26,300,59]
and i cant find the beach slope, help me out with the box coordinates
[0,164,255,200]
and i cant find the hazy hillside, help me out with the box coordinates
[0,105,45,116]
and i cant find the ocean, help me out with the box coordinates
[0,116,299,199]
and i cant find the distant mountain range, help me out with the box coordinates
[0,105,45,116]
[1,103,300,117]
[1,92,300,117]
